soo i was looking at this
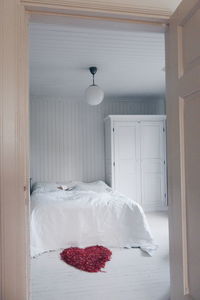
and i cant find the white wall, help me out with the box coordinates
[30,96,165,183]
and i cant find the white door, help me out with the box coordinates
[114,121,141,204]
[140,121,166,211]
[166,0,200,299]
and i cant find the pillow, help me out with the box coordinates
[73,181,112,193]
[32,181,77,193]
[31,182,59,193]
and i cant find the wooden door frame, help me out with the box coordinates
[0,1,169,299]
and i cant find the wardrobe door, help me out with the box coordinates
[140,121,166,211]
[114,121,141,204]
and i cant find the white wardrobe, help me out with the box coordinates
[104,115,167,211]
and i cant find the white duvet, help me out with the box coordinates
[30,186,157,257]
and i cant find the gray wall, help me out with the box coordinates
[30,96,165,183]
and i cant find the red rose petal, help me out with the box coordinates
[60,245,112,272]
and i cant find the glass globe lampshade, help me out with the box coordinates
[85,84,104,105]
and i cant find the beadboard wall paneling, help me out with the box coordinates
[30,97,165,183]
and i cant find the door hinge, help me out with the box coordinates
[113,128,115,132]
[113,162,115,167]
[164,160,166,165]
[163,127,165,132]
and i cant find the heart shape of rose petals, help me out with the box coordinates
[60,245,112,272]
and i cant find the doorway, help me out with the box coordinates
[29,14,169,300]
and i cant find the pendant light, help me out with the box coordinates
[85,66,104,105]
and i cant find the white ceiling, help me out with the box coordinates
[30,16,166,100]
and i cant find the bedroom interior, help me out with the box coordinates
[29,14,169,300]
[2,1,200,299]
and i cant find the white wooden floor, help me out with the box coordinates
[31,212,170,300]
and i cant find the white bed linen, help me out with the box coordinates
[30,189,157,257]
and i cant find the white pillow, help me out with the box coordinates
[73,181,112,193]
[32,182,59,193]
[32,181,77,193]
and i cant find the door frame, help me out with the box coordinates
[0,1,169,299]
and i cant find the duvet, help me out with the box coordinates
[30,188,157,257]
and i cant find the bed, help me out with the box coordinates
[30,181,157,257]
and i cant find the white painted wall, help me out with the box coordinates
[30,96,165,183]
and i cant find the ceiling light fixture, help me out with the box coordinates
[85,66,104,105]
